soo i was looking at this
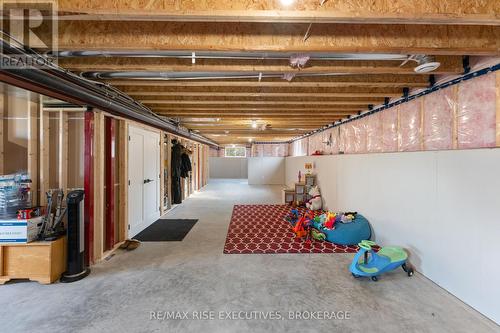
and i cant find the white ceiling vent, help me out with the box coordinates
[400,55,441,73]
[414,61,441,73]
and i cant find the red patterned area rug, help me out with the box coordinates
[223,204,360,254]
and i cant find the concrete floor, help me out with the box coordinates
[0,179,497,333]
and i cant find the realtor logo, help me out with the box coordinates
[1,0,58,68]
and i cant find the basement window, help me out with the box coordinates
[224,147,246,158]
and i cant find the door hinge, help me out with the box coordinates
[128,225,130,230]
[128,180,130,186]
[128,135,131,141]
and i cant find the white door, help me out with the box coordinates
[128,126,160,237]
[143,131,160,224]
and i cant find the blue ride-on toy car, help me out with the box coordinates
[349,240,414,281]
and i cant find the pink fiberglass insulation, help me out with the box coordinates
[399,99,422,152]
[273,144,288,157]
[288,142,294,156]
[342,123,356,154]
[263,144,273,156]
[457,72,496,149]
[366,112,383,153]
[381,107,399,152]
[338,125,346,153]
[352,118,368,153]
[301,138,309,156]
[423,87,454,150]
[322,127,340,155]
[209,148,218,157]
[291,139,308,156]
[252,145,262,157]
[308,132,324,154]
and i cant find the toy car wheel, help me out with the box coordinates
[371,276,378,282]
[351,273,360,278]
[407,268,414,277]
[402,263,408,272]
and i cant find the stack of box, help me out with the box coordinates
[0,216,42,243]
[0,173,31,219]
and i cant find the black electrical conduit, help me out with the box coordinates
[0,40,219,148]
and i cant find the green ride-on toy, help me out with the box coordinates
[349,240,414,281]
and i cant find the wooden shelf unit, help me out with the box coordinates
[0,237,66,285]
[283,174,316,206]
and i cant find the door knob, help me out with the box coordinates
[144,179,153,184]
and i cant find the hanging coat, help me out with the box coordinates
[171,143,183,204]
[180,153,192,178]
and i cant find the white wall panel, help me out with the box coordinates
[209,157,248,179]
[248,157,285,185]
[285,149,500,324]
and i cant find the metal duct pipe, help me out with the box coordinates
[80,71,354,81]
[53,50,410,62]
[0,41,218,147]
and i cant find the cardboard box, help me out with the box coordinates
[0,217,42,243]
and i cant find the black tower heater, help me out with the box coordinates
[61,190,90,282]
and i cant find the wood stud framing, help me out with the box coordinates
[496,71,500,147]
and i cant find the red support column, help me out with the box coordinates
[105,117,116,250]
[197,147,201,190]
[84,111,94,266]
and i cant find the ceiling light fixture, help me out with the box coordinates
[280,0,295,6]
[251,120,257,128]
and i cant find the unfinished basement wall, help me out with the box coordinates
[250,144,288,157]
[285,149,500,325]
[289,70,500,156]
[283,69,500,324]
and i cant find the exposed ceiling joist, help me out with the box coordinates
[58,21,500,55]
[55,1,500,25]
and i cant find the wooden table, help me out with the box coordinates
[0,237,66,285]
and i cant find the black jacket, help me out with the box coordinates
[171,143,182,178]
[180,153,192,178]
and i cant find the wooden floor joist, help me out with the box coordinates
[55,0,500,26]
[58,21,500,55]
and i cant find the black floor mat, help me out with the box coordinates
[134,219,198,242]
